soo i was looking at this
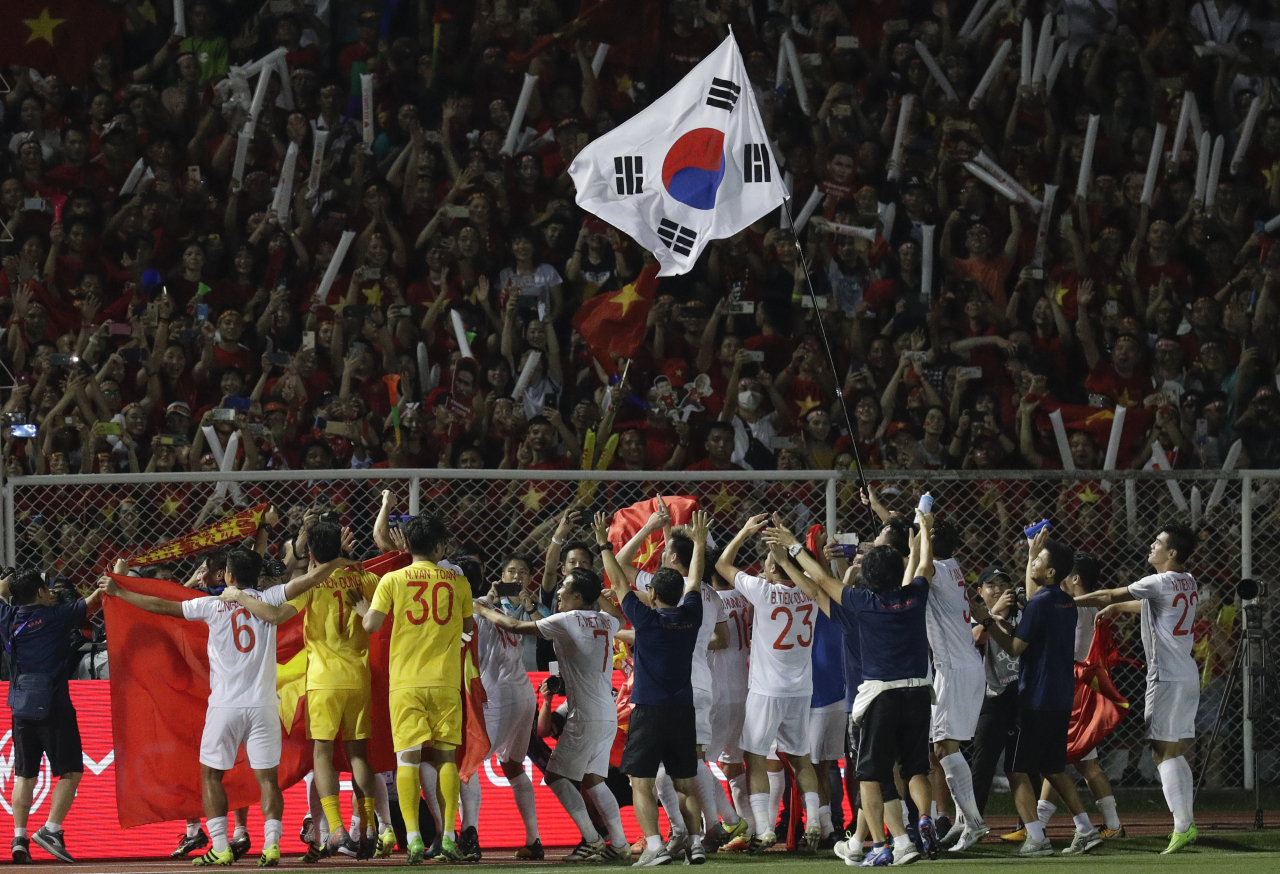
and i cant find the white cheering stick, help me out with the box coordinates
[971,0,1011,41]
[1188,96,1205,145]
[361,74,375,151]
[887,94,916,182]
[1077,114,1099,198]
[1045,42,1069,93]
[591,43,610,77]
[914,40,958,102]
[973,151,1042,211]
[307,129,328,199]
[231,120,253,184]
[1020,18,1033,86]
[1170,92,1193,169]
[120,157,146,195]
[1193,131,1211,203]
[1099,405,1126,492]
[502,73,538,157]
[1032,16,1054,87]
[792,186,824,234]
[1231,96,1263,176]
[823,222,878,240]
[272,142,299,220]
[964,161,1023,203]
[1031,184,1058,269]
[1264,211,1280,235]
[1048,409,1075,472]
[921,224,935,299]
[511,350,541,401]
[174,0,186,37]
[970,39,1011,110]
[958,0,990,39]
[314,230,355,304]
[273,57,295,111]
[1150,440,1189,511]
[239,47,288,80]
[1205,134,1225,208]
[450,310,473,360]
[1140,122,1167,206]
[1207,439,1243,508]
[784,36,812,114]
[248,59,274,120]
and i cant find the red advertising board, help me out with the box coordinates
[0,677,659,860]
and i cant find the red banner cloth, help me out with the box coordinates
[605,496,700,575]
[0,1,124,86]
[1066,618,1133,763]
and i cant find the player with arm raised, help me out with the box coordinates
[1074,523,1200,854]
[349,515,474,864]
[105,547,348,867]
[709,561,753,851]
[715,514,824,855]
[472,568,626,862]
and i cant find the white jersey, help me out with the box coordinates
[476,607,534,706]
[733,571,813,698]
[183,586,289,708]
[927,558,982,671]
[1075,606,1099,662]
[536,610,620,722]
[712,587,752,704]
[1128,570,1199,682]
[636,569,726,692]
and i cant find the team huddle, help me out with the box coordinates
[92,488,1201,868]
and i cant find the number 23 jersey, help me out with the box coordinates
[371,560,474,691]
[183,586,290,708]
[733,571,814,698]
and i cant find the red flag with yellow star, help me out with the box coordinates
[572,262,659,374]
[606,495,699,575]
[0,1,125,86]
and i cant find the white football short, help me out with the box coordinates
[694,686,714,748]
[930,661,985,743]
[200,705,281,771]
[740,692,809,758]
[548,716,615,782]
[809,701,846,763]
[483,696,535,764]
[1145,679,1198,742]
[712,699,746,765]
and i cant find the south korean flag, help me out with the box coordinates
[569,34,787,277]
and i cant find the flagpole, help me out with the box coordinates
[781,197,875,519]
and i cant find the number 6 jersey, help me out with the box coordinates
[733,571,814,698]
[1128,570,1199,682]
[183,586,291,708]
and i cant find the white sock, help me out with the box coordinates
[729,773,752,833]
[692,761,733,830]
[549,778,601,843]
[819,805,834,838]
[893,833,914,854]
[749,793,773,837]
[1025,820,1046,843]
[1158,757,1193,833]
[1073,812,1093,834]
[349,810,361,835]
[407,830,421,845]
[1096,795,1120,831]
[803,791,820,831]
[374,775,392,829]
[1175,757,1196,828]
[510,771,540,844]
[1036,799,1056,825]
[419,761,443,831]
[186,820,200,838]
[586,782,628,848]
[264,818,281,849]
[461,774,482,831]
[233,821,248,840]
[208,816,229,853]
[13,828,26,839]
[645,834,663,851]
[929,801,938,819]
[767,770,784,826]
[655,768,686,835]
[690,832,704,847]
[939,752,985,827]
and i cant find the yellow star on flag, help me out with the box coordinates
[707,484,739,514]
[519,485,546,513]
[635,536,660,568]
[1076,483,1102,504]
[609,281,643,318]
[24,8,66,45]
[364,282,384,306]
[796,394,823,417]
[615,73,633,93]
[160,493,183,517]
[1116,389,1137,408]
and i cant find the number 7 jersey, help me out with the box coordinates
[371,559,474,692]
[733,571,814,698]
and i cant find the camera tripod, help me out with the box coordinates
[1196,589,1278,830]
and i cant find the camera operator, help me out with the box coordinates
[1,568,106,864]
[967,566,1023,821]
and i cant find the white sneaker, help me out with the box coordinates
[891,844,921,866]
[947,822,991,852]
[1018,836,1054,857]
[802,824,821,855]
[633,845,673,867]
[1062,829,1104,855]
[834,834,861,861]
[939,818,966,848]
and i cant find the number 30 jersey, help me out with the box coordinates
[371,560,474,692]
[733,571,814,698]
[183,586,291,708]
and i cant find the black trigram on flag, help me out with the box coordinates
[614,155,643,195]
[706,77,741,111]
[743,144,771,183]
[658,219,697,256]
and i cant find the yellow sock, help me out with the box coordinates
[438,761,460,839]
[320,795,343,837]
[396,766,421,840]
[363,797,378,832]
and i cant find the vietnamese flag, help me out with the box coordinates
[0,1,125,86]
[572,263,659,374]
[606,495,699,575]
[1066,618,1134,762]
[506,0,652,69]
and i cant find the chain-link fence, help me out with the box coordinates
[2,467,1277,792]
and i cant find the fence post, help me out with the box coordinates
[409,474,421,517]
[1241,474,1254,790]
[2,473,13,568]
[826,477,837,537]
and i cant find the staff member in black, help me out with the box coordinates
[1,569,106,864]
[595,510,709,868]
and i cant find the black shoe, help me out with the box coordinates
[11,836,30,864]
[32,827,74,863]
[357,832,376,861]
[460,826,482,861]
[172,830,210,858]
[299,842,324,864]
[229,833,252,861]
[515,839,545,860]
[936,815,953,846]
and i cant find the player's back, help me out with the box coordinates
[732,571,813,696]
[183,587,289,708]
[927,557,981,669]
[1130,570,1198,681]
[371,559,474,691]
[477,607,533,704]
[294,567,380,690]
[537,609,619,722]
[711,587,751,704]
